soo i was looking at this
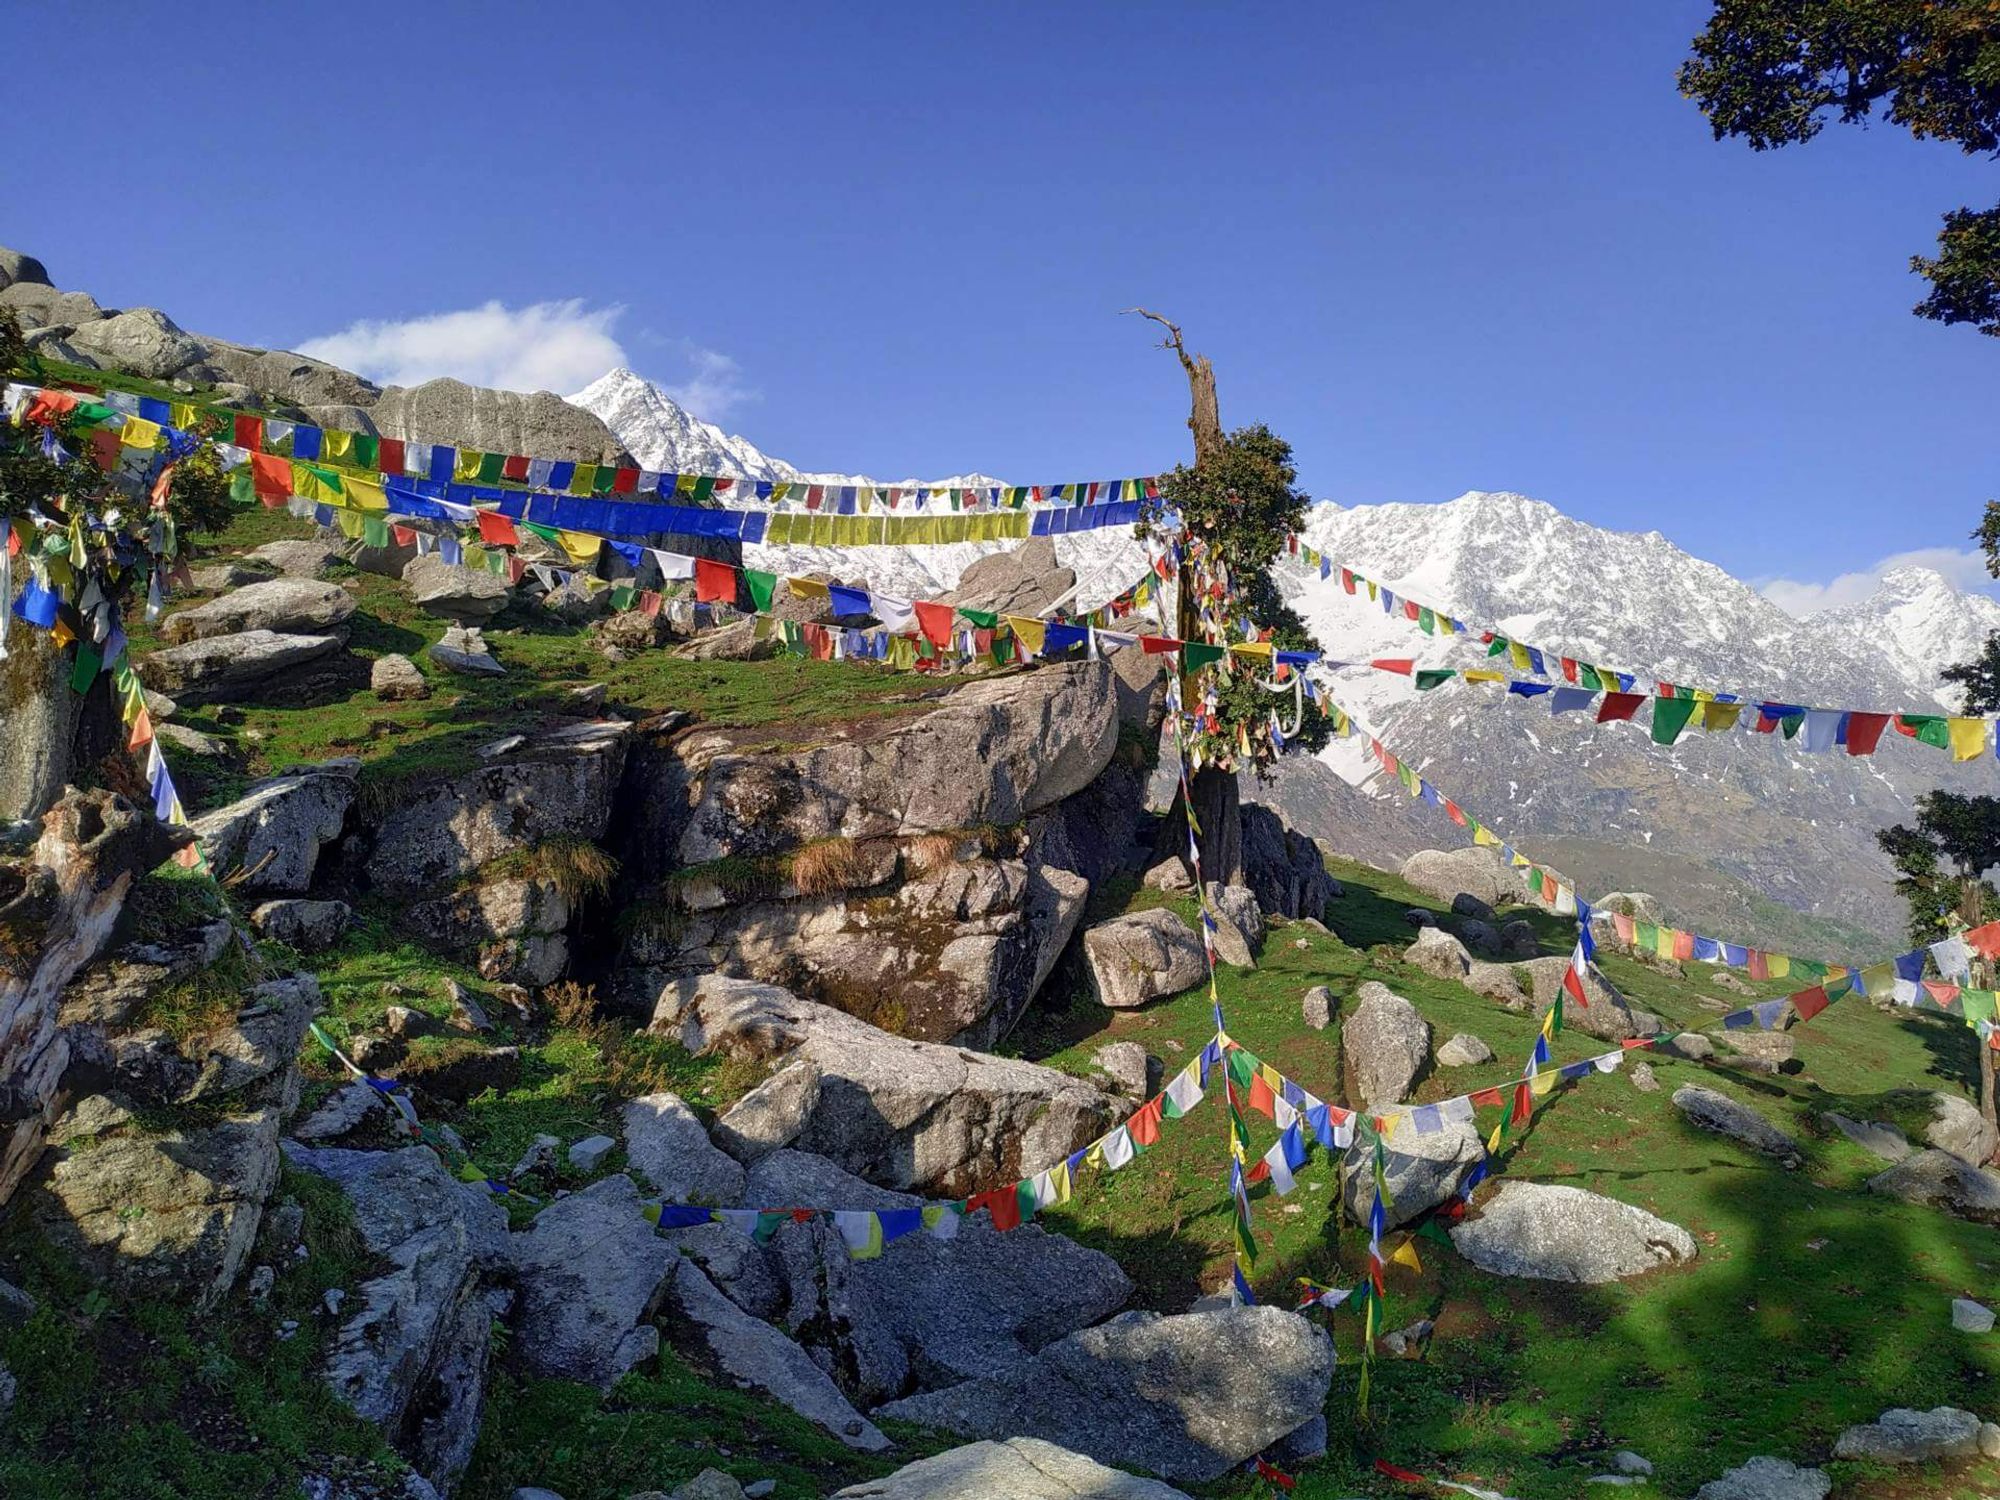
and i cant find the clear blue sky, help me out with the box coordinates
[3,3,1994,604]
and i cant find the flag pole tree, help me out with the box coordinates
[1127,309,1330,885]
[1877,791,2000,1144]
[0,311,233,824]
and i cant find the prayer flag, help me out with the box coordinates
[694,558,735,604]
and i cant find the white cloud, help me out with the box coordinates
[298,299,630,395]
[636,333,758,422]
[1757,546,1997,617]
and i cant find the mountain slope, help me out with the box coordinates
[1808,564,2000,707]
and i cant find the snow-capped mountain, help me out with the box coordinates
[569,369,2000,953]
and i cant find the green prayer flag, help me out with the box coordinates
[1183,642,1225,672]
[592,464,617,495]
[1414,669,1455,692]
[1487,636,1509,658]
[476,451,505,484]
[1226,1048,1257,1090]
[958,607,999,630]
[1579,664,1602,691]
[1781,712,1805,740]
[609,584,636,611]
[229,468,255,507]
[355,434,379,470]
[362,517,390,548]
[744,569,778,613]
[1417,606,1435,635]
[1650,695,1698,745]
[68,641,102,693]
[693,475,716,503]
[1907,715,1950,750]
[522,521,562,545]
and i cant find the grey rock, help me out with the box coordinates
[1693,1458,1828,1500]
[1498,919,1539,958]
[1465,961,1529,1009]
[1378,1318,1433,1358]
[1082,908,1206,1009]
[1984,1420,2000,1458]
[143,688,179,721]
[507,1174,677,1387]
[1403,925,1472,981]
[64,307,205,379]
[1450,1182,1697,1283]
[1630,1062,1660,1093]
[1459,918,1504,957]
[1142,857,1194,892]
[189,558,277,591]
[1093,1041,1153,1098]
[160,579,356,645]
[405,873,571,989]
[293,1080,387,1142]
[938,536,1075,619]
[1436,1032,1493,1068]
[191,758,356,894]
[667,1258,889,1450]
[1672,1086,1803,1168]
[511,1489,565,1500]
[622,1092,745,1205]
[830,1437,1194,1498]
[1663,1032,1715,1062]
[154,721,233,759]
[669,1474,745,1500]
[66,972,319,1106]
[1712,970,1756,995]
[1343,981,1430,1108]
[365,722,629,893]
[252,898,352,953]
[367,377,626,465]
[1596,891,1663,925]
[1865,1149,2000,1222]
[1342,1118,1486,1231]
[1951,1296,1994,1332]
[403,554,512,622]
[282,1144,507,1495]
[568,1134,616,1172]
[1822,1112,1909,1162]
[661,975,1113,1196]
[1400,846,1516,909]
[1301,984,1335,1031]
[740,1480,776,1499]
[1452,892,1495,922]
[247,539,339,577]
[0,1277,37,1326]
[371,653,429,701]
[1921,1090,1999,1166]
[1203,883,1263,967]
[1833,1405,1983,1464]
[140,629,345,702]
[1612,1451,1653,1475]
[1718,1030,1796,1073]
[0,246,50,287]
[429,624,505,676]
[875,1306,1332,1484]
[1239,801,1341,923]
[1404,907,1438,928]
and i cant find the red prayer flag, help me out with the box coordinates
[1791,985,1831,1022]
[507,556,526,585]
[1846,711,1890,756]
[968,1188,1021,1231]
[1510,1081,1533,1126]
[1253,1458,1296,1490]
[1340,568,1356,594]
[90,428,120,471]
[1127,1097,1163,1148]
[502,454,529,481]
[476,510,519,547]
[1468,1087,1506,1110]
[1244,1159,1271,1185]
[639,590,662,618]
[1375,1460,1428,1483]
[1748,949,1769,980]
[1371,658,1415,676]
[1597,692,1645,723]
[1246,1071,1276,1119]
[913,599,955,648]
[232,411,263,450]
[1140,635,1179,654]
[611,466,638,494]
[1966,921,2000,959]
[378,437,405,474]
[1403,599,1420,621]
[1444,800,1469,827]
[694,557,735,604]
[250,452,292,504]
[1561,656,1579,683]
[1672,929,1695,961]
[391,525,416,546]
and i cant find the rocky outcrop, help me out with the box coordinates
[1693,1457,1829,1500]
[1400,846,1516,909]
[402,555,511,623]
[252,898,353,952]
[1671,1086,1803,1168]
[505,1174,677,1388]
[247,539,338,577]
[364,723,630,894]
[1239,802,1340,922]
[282,1144,509,1496]
[937,537,1075,619]
[1082,908,1207,1009]
[139,629,346,702]
[1918,1090,1999,1166]
[831,1438,1194,1499]
[1202,883,1263,967]
[1865,1149,2000,1222]
[159,579,356,644]
[651,976,1113,1196]
[1341,1119,1485,1230]
[191,758,357,894]
[1403,925,1472,981]
[1449,1182,1697,1283]
[875,1306,1333,1484]
[63,973,319,1105]
[405,873,571,988]
[621,1091,745,1205]
[1832,1406,1985,1464]
[1343,981,1430,1108]
[428,624,505,676]
[364,379,627,466]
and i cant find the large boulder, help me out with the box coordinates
[190,758,357,894]
[1082,908,1207,1009]
[1865,1149,2000,1223]
[159,579,356,644]
[63,972,319,1105]
[364,722,630,894]
[1671,1086,1803,1168]
[669,660,1120,862]
[428,624,505,676]
[1341,1119,1486,1230]
[1693,1457,1829,1500]
[366,377,627,466]
[1516,957,1658,1040]
[1918,1090,1999,1166]
[1832,1406,1984,1464]
[653,976,1114,1196]
[1239,802,1340,923]
[1203,882,1263,967]
[1403,925,1472,981]
[29,1081,286,1311]
[251,897,353,952]
[937,536,1074,619]
[1342,981,1430,1108]
[666,1257,889,1451]
[404,873,571,988]
[402,555,512,623]
[63,307,206,380]
[1449,1182,1697,1283]
[281,1144,509,1496]
[247,538,339,577]
[1400,846,1516,909]
[621,1092,745,1206]
[505,1174,677,1388]
[830,1438,1194,1499]
[139,629,345,702]
[875,1306,1333,1484]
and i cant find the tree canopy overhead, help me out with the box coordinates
[1680,0,2000,336]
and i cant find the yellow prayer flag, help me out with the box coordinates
[1654,926,1676,959]
[1473,826,1501,847]
[169,401,199,430]
[454,448,483,482]
[1948,717,1989,761]
[1509,641,1532,672]
[1860,962,1897,997]
[569,463,597,496]
[1389,1237,1423,1274]
[1511,851,1532,868]
[1008,616,1047,655]
[323,429,353,461]
[1464,669,1507,684]
[1531,1070,1560,1096]
[120,416,160,449]
[334,508,365,539]
[789,577,831,600]
[1700,702,1743,732]
[1367,581,1379,601]
[558,529,603,565]
[1049,1159,1072,1204]
[1231,640,1274,659]
[343,475,387,511]
[1768,953,1792,980]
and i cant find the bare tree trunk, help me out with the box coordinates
[1960,876,1997,1142]
[0,625,82,826]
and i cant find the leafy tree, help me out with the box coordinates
[1129,311,1329,884]
[1680,1,2000,335]
[1878,789,2000,1137]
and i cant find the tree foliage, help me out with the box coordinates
[1940,498,2000,713]
[1878,790,2000,945]
[1680,0,2000,335]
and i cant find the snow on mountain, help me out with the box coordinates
[569,366,1149,609]
[1806,565,2000,710]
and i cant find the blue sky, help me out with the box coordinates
[3,4,1995,610]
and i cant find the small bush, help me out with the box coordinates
[788,837,873,896]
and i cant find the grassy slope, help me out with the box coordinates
[1011,857,2000,1500]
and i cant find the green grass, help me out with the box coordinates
[1008,856,2000,1499]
